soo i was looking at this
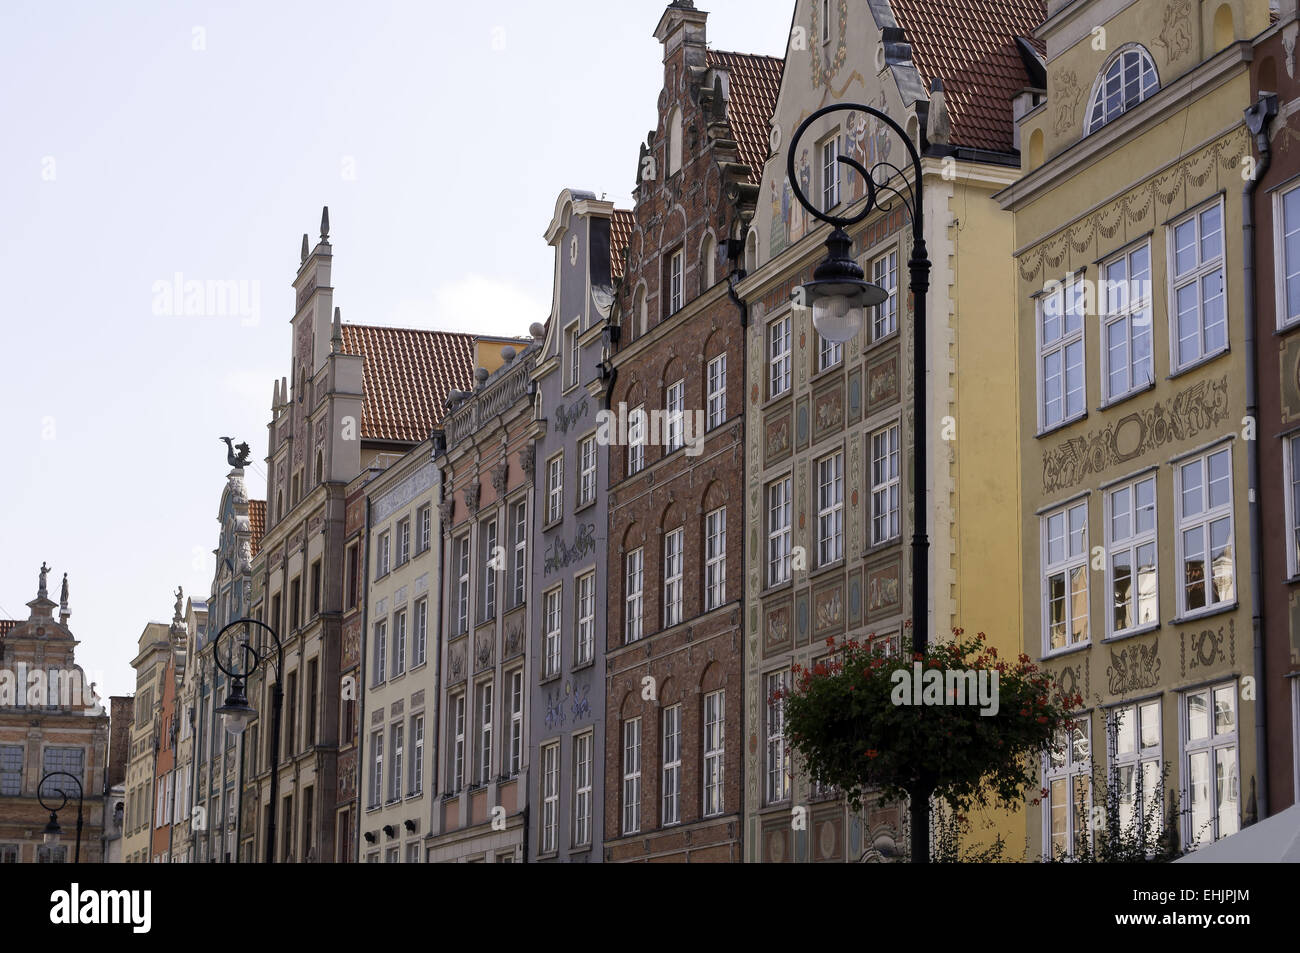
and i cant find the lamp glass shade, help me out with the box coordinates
[43,814,62,844]
[216,681,256,736]
[805,279,886,345]
[222,708,254,737]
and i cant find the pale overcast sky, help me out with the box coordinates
[0,1,792,699]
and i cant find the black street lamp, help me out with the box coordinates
[38,770,84,863]
[212,617,282,864]
[786,101,932,862]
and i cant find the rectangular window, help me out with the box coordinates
[1170,199,1227,371]
[578,434,597,507]
[289,577,301,631]
[625,548,644,643]
[870,424,901,545]
[0,746,21,796]
[1275,184,1300,328]
[573,732,592,847]
[377,532,391,578]
[665,379,685,453]
[451,694,465,791]
[541,742,559,854]
[455,536,470,634]
[1111,700,1162,850]
[622,718,642,835]
[389,723,404,803]
[511,501,527,607]
[481,517,498,620]
[413,597,428,667]
[1044,720,1091,859]
[820,0,830,42]
[344,544,359,609]
[309,560,322,617]
[1177,446,1235,615]
[566,322,581,389]
[767,476,792,586]
[662,704,681,826]
[306,658,318,746]
[406,843,420,863]
[417,504,431,553]
[1042,500,1089,652]
[821,135,840,211]
[1107,475,1158,635]
[1287,435,1300,578]
[369,730,383,809]
[706,353,726,430]
[872,251,898,340]
[372,619,387,685]
[668,248,684,315]
[705,507,726,610]
[285,672,298,757]
[1039,277,1086,429]
[663,527,684,627]
[397,517,410,566]
[411,714,424,796]
[508,670,523,775]
[392,610,407,676]
[627,406,646,475]
[576,571,595,666]
[1101,242,1154,401]
[817,452,844,566]
[765,671,790,804]
[547,453,564,524]
[703,690,725,817]
[1184,683,1239,847]
[769,316,791,398]
[818,335,842,371]
[477,682,493,785]
[543,588,562,679]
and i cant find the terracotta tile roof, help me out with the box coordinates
[707,49,783,184]
[610,209,635,280]
[247,499,266,555]
[891,0,1047,154]
[340,324,477,444]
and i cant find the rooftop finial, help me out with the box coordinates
[301,233,309,264]
[38,561,50,599]
[320,206,330,242]
[59,573,70,624]
[332,306,343,347]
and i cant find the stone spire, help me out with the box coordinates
[301,233,309,264]
[320,206,330,242]
[332,306,343,350]
[59,573,70,625]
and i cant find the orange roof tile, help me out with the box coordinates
[340,324,477,444]
[707,49,783,184]
[891,0,1047,154]
[611,209,635,280]
[247,499,266,555]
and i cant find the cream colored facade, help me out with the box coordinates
[124,622,169,863]
[998,0,1268,858]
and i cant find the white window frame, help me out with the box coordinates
[411,714,424,796]
[413,597,427,667]
[622,718,642,835]
[573,731,592,848]
[765,670,790,805]
[665,378,685,453]
[547,453,564,525]
[625,548,644,643]
[818,335,842,371]
[396,517,410,566]
[769,315,791,398]
[627,405,646,475]
[565,320,581,389]
[1168,197,1227,372]
[1105,475,1158,637]
[511,501,527,607]
[455,535,470,634]
[706,353,726,430]
[703,689,725,817]
[481,517,498,619]
[578,434,597,507]
[377,531,391,578]
[369,730,383,809]
[1041,499,1089,654]
[451,694,465,791]
[543,587,562,679]
[1182,682,1239,848]
[817,451,844,566]
[704,507,726,611]
[1101,241,1155,403]
[389,723,404,803]
[1037,276,1087,431]
[820,133,840,211]
[372,619,388,685]
[392,609,407,677]
[418,504,431,553]
[871,250,898,341]
[1043,719,1092,859]
[662,704,681,826]
[1285,434,1300,578]
[663,527,684,627]
[508,669,523,775]
[1085,45,1159,135]
[541,742,559,854]
[575,571,595,666]
[870,423,900,545]
[1109,700,1162,850]
[1274,182,1300,330]
[767,476,792,586]
[668,248,684,315]
[477,681,493,786]
[1175,445,1235,618]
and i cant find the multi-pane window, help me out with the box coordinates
[1039,278,1086,429]
[662,705,681,826]
[627,405,646,475]
[1044,720,1091,858]
[413,597,428,667]
[703,690,725,817]
[769,315,791,398]
[543,588,562,678]
[417,504,431,553]
[510,501,527,607]
[376,531,390,578]
[369,730,383,809]
[706,354,726,430]
[1177,446,1234,615]
[870,424,900,545]
[622,718,642,835]
[663,527,684,627]
[477,682,493,785]
[411,715,424,796]
[397,517,410,566]
[481,518,498,619]
[508,670,523,775]
[668,249,684,315]
[1286,435,1300,577]
[389,724,404,803]
[573,732,592,847]
[871,251,898,340]
[821,135,840,211]
[817,452,844,566]
[704,507,727,611]
[1101,243,1154,401]
[1043,500,1089,652]
[541,742,559,854]
[1184,683,1239,847]
[1111,700,1161,849]
[625,548,644,643]
[392,609,407,676]
[372,619,388,685]
[578,434,597,507]
[455,536,470,634]
[1170,200,1227,371]
[1107,476,1158,635]
[451,695,466,791]
[765,671,790,804]
[0,746,21,796]
[1276,184,1300,328]
[767,476,792,586]
[1086,46,1159,134]
[566,322,581,389]
[818,335,842,371]
[665,379,685,453]
[547,453,564,524]
[575,571,595,666]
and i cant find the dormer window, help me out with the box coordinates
[1085,47,1158,135]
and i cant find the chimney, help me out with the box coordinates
[654,1,707,69]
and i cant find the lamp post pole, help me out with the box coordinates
[213,618,283,864]
[39,770,84,863]
[786,101,931,862]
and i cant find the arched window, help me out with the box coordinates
[700,233,716,289]
[668,107,684,176]
[1085,47,1158,135]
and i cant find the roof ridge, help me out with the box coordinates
[342,321,477,339]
